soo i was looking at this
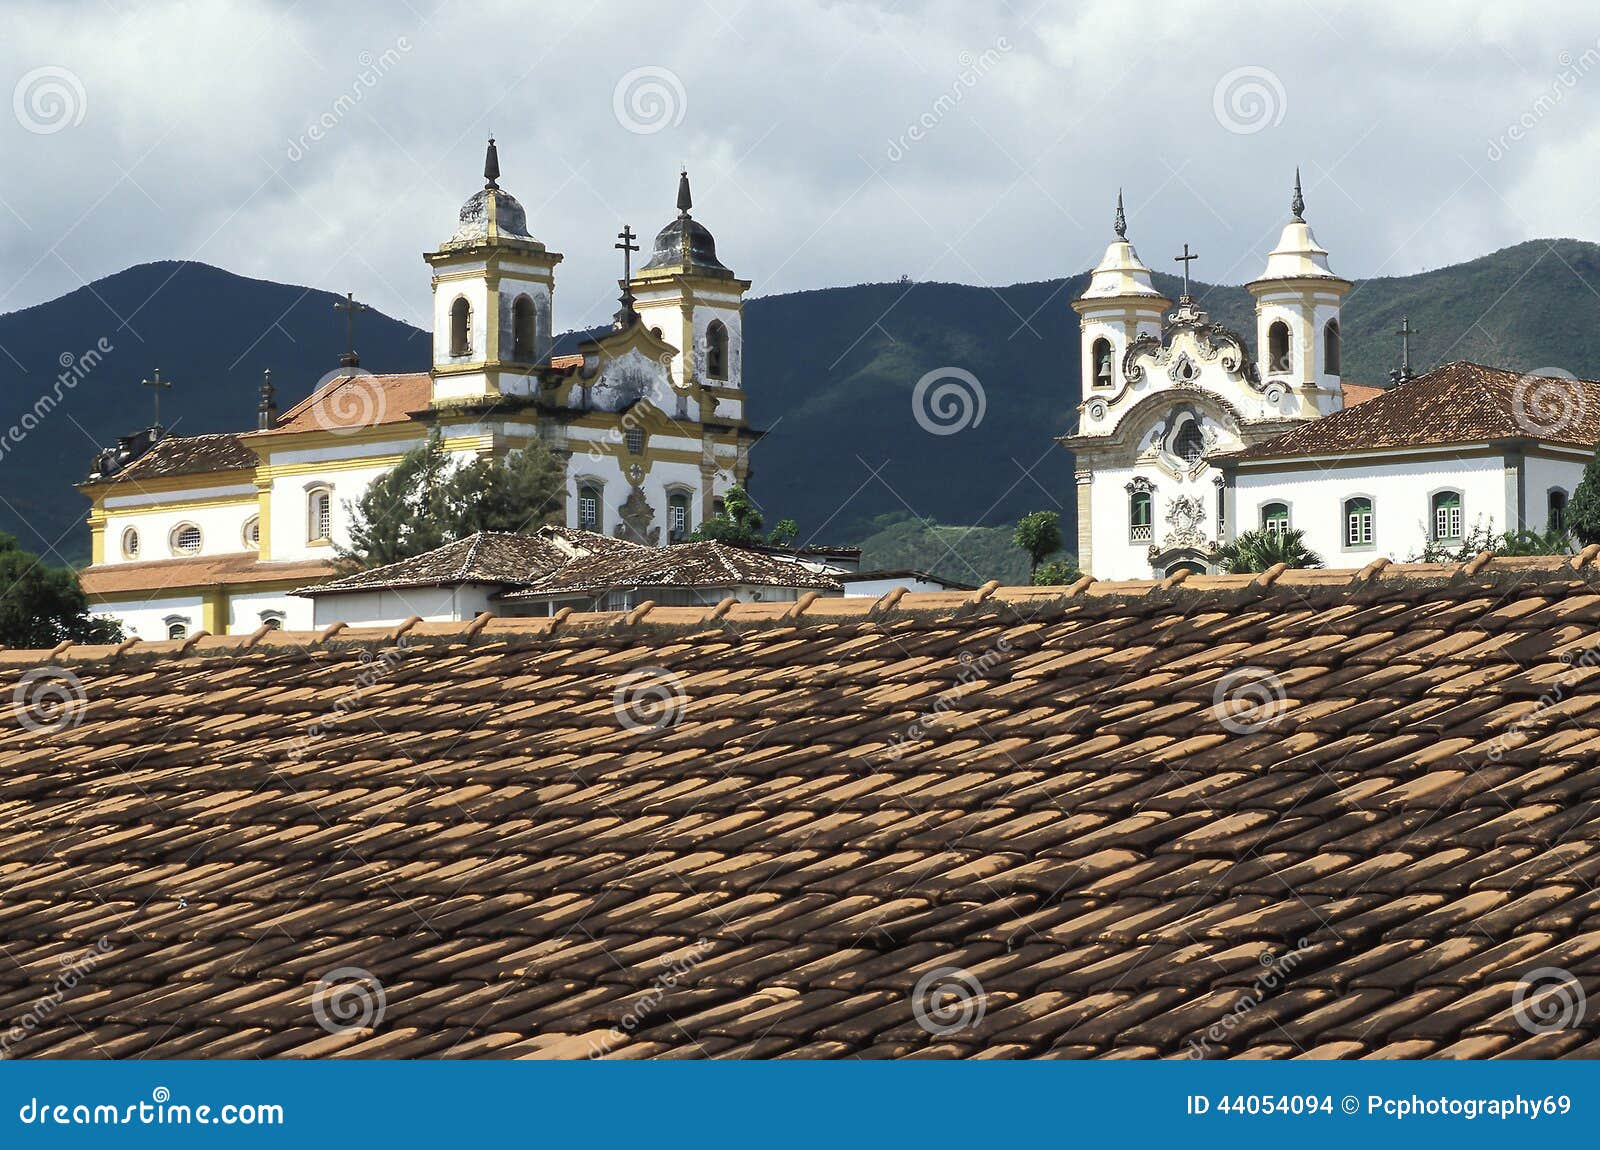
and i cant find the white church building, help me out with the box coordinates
[1065,178,1600,580]
[77,141,762,639]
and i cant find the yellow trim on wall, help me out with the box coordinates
[256,482,272,560]
[200,588,226,634]
[103,493,257,516]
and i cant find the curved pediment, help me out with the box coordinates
[1124,298,1259,390]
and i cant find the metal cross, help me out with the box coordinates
[1174,244,1198,299]
[141,368,171,429]
[1396,315,1419,381]
[613,225,641,329]
[615,225,639,282]
[334,292,370,368]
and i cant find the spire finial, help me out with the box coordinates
[677,169,692,217]
[484,136,500,189]
[1290,167,1305,223]
[1113,188,1127,240]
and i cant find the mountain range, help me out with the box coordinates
[5,238,1600,577]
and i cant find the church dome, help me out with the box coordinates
[1251,170,1348,284]
[1078,192,1167,303]
[444,138,539,247]
[639,171,732,277]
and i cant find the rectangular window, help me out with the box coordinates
[1345,498,1373,547]
[670,500,687,537]
[1432,492,1462,541]
[579,492,598,530]
[626,427,645,455]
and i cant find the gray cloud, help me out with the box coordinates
[2,0,1598,331]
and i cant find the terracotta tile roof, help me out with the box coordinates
[79,552,336,596]
[300,528,641,596]
[1340,381,1385,406]
[84,433,257,486]
[9,554,1600,1059]
[253,373,432,436]
[498,540,843,600]
[1235,361,1600,461]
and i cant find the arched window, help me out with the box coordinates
[242,515,261,551]
[1550,488,1570,533]
[259,611,285,631]
[1174,420,1205,465]
[1323,319,1341,375]
[1091,337,1114,389]
[121,527,140,559]
[1267,320,1291,375]
[307,486,332,543]
[1166,561,1206,577]
[1130,488,1154,543]
[512,294,536,361]
[169,522,202,556]
[449,296,471,357]
[1261,502,1290,537]
[578,484,601,531]
[705,320,729,381]
[669,492,691,541]
[1344,496,1374,548]
[1431,490,1463,541]
[166,620,188,641]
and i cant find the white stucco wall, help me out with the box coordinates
[1234,452,1516,564]
[309,584,497,629]
[101,486,258,564]
[93,595,203,641]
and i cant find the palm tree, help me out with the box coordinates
[1217,528,1323,574]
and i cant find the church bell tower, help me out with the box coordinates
[424,138,563,405]
[1246,170,1350,417]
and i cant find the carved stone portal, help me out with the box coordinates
[614,485,660,546]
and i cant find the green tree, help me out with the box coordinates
[1013,510,1064,578]
[1568,448,1600,544]
[1033,556,1082,586]
[443,442,566,536]
[341,436,565,568]
[339,434,451,569]
[0,533,121,647]
[689,485,802,547]
[1217,528,1324,573]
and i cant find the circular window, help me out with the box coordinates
[169,523,202,556]
[121,527,140,559]
[243,515,261,550]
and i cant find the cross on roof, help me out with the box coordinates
[1174,243,1198,299]
[1391,315,1420,384]
[141,368,171,431]
[334,292,369,369]
[613,225,640,330]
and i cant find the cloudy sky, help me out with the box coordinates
[3,0,1599,329]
